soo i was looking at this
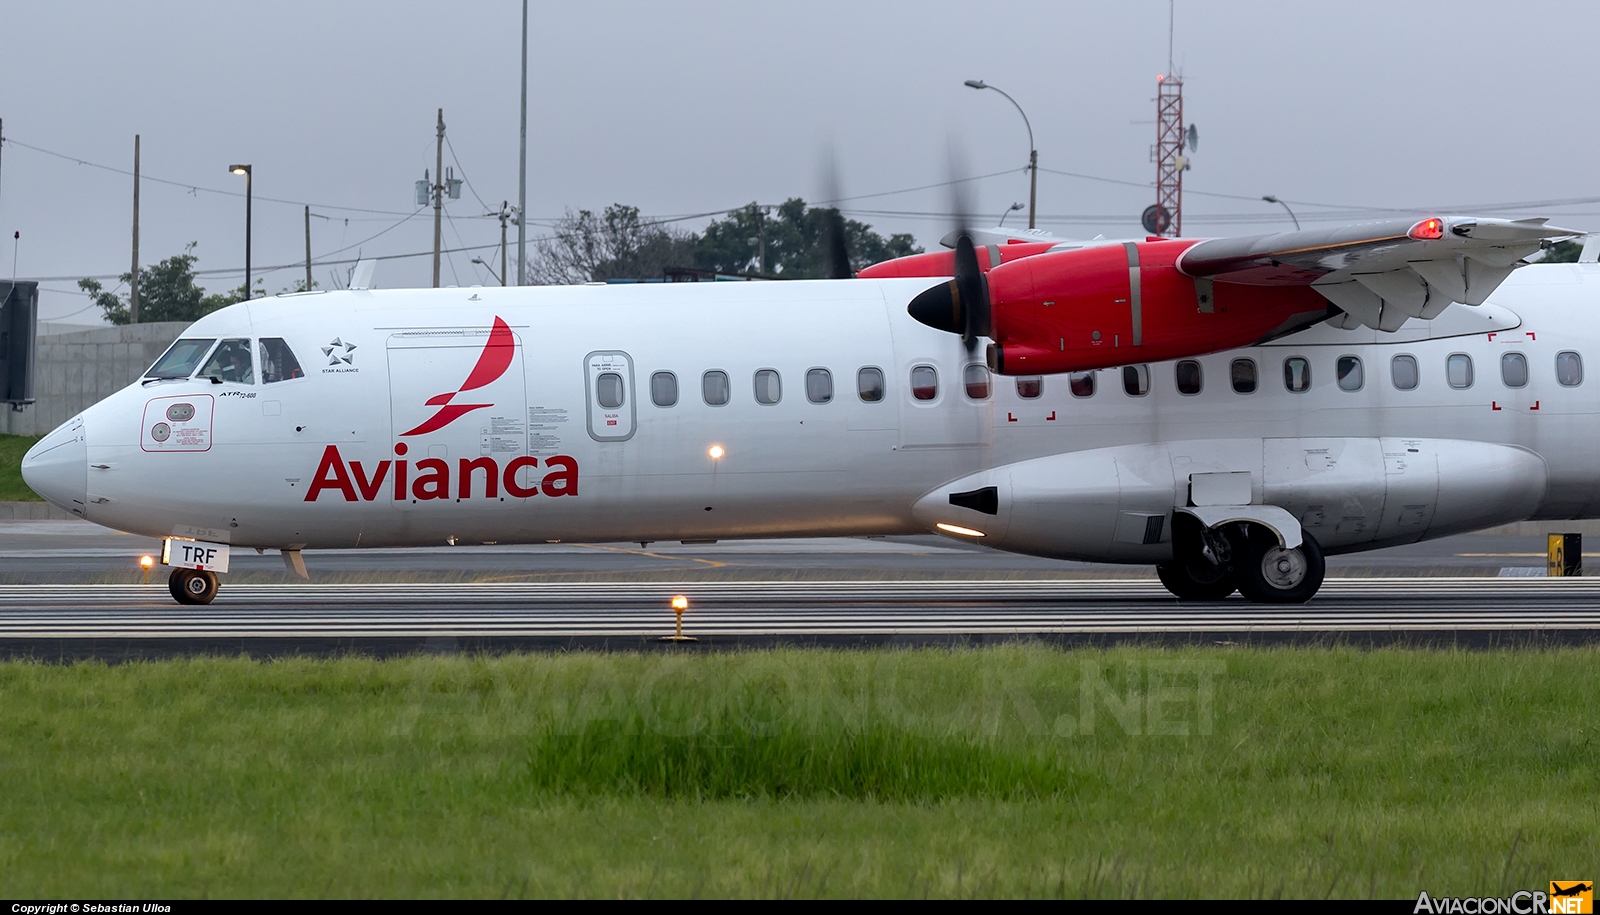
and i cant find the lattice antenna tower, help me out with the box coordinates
[1151,0,1188,238]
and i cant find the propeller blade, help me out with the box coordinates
[953,235,990,342]
[908,141,991,345]
[821,207,853,279]
[818,147,854,279]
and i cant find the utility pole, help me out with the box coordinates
[1027,149,1038,230]
[304,205,313,291]
[432,108,445,288]
[499,201,509,287]
[517,0,528,286]
[130,135,141,322]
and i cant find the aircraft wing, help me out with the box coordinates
[1175,216,1584,331]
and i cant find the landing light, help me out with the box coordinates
[708,445,724,459]
[936,522,986,538]
[1409,217,1446,240]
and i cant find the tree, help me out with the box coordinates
[1540,240,1584,264]
[529,204,697,285]
[526,199,922,283]
[694,199,921,278]
[77,243,251,325]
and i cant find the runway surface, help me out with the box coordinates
[0,520,1583,582]
[2,578,1598,657]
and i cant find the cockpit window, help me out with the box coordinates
[145,338,217,380]
[259,337,305,384]
[198,338,255,384]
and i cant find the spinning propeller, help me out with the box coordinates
[905,146,992,350]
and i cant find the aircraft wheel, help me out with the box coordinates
[1156,560,1236,600]
[1234,528,1324,605]
[169,568,220,605]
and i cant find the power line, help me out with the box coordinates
[1,135,420,217]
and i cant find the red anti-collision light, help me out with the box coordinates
[1409,217,1446,240]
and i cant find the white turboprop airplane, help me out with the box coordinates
[19,215,1595,606]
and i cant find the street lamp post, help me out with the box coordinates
[1262,195,1300,231]
[470,257,503,285]
[998,202,1025,227]
[965,79,1037,230]
[229,164,253,298]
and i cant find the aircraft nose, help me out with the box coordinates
[22,416,88,519]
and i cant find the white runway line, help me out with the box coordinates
[0,579,1595,638]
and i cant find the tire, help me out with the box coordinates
[1234,528,1325,605]
[1156,560,1237,600]
[169,568,220,605]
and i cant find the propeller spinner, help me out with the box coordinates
[907,233,990,346]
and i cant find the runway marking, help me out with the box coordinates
[575,544,729,569]
[0,579,1597,639]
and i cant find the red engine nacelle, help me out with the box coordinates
[858,241,1058,279]
[984,239,1332,375]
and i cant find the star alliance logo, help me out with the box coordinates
[322,338,357,366]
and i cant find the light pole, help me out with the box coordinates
[965,79,1037,230]
[998,202,1025,227]
[517,0,528,285]
[471,257,503,285]
[1262,195,1300,231]
[229,164,253,298]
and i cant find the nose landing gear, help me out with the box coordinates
[169,568,220,605]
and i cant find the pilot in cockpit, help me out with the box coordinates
[200,338,255,384]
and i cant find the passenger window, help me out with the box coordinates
[805,368,833,404]
[702,370,730,406]
[258,338,304,384]
[963,364,990,400]
[1447,353,1473,389]
[596,372,625,408]
[1123,364,1150,397]
[1557,351,1583,387]
[753,369,782,405]
[1175,360,1202,395]
[650,371,678,407]
[1230,358,1256,394]
[198,338,254,384]
[146,338,217,380]
[1015,376,1042,399]
[1501,353,1528,389]
[857,367,885,402]
[1283,357,1311,393]
[1391,354,1419,390]
[1337,355,1363,392]
[1069,372,1095,398]
[910,365,938,401]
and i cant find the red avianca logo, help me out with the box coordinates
[400,315,516,436]
[304,315,582,503]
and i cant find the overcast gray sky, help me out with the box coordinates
[2,0,1595,324]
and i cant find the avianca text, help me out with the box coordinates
[305,444,578,502]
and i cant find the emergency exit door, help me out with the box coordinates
[583,350,636,442]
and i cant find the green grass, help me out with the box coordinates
[0,646,1594,897]
[0,433,41,501]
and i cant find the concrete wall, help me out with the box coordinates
[0,321,190,437]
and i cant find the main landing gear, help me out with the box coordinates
[169,568,220,605]
[1157,516,1325,604]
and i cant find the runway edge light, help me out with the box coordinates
[659,595,697,642]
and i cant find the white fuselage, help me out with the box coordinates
[26,263,1600,563]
